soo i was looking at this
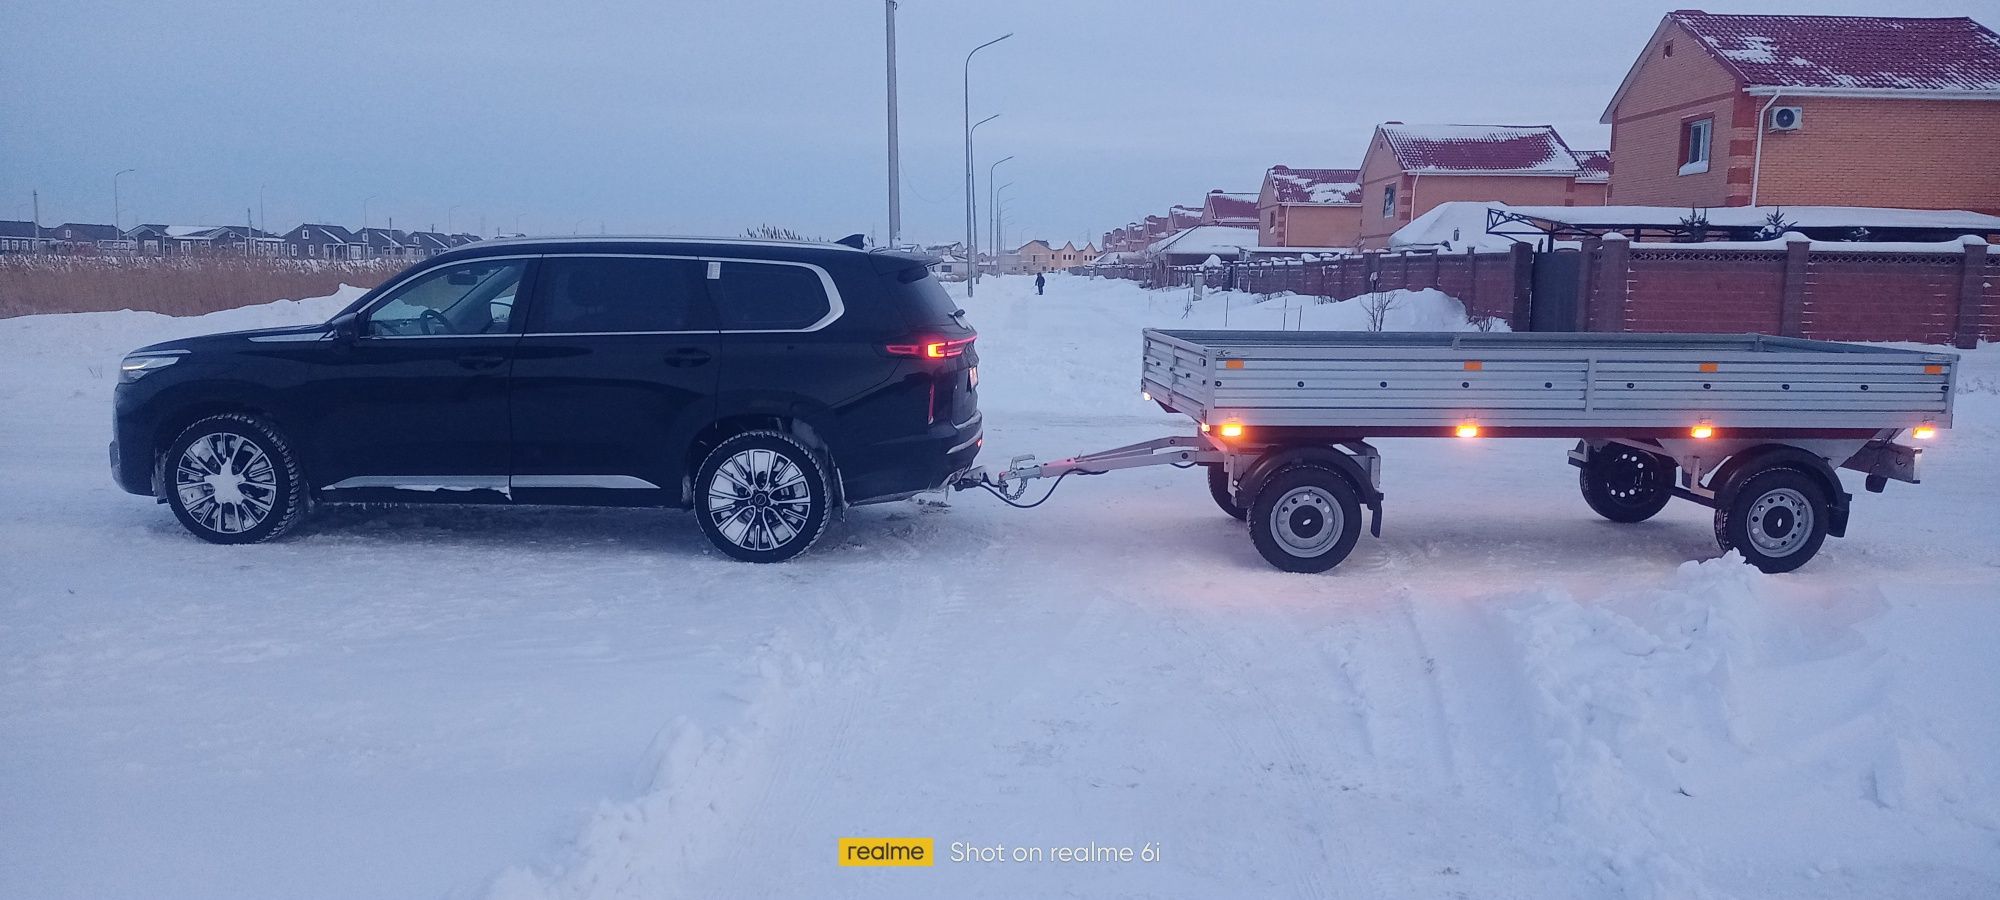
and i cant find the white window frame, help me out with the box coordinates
[1680,118,1712,176]
[1380,184,1397,219]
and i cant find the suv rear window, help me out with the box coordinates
[711,261,831,330]
[883,268,965,329]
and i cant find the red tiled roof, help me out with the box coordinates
[1266,166,1363,204]
[1671,11,2000,93]
[1203,191,1258,221]
[1377,124,1586,176]
[1573,150,1611,182]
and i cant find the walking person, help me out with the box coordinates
[1034,272,1046,296]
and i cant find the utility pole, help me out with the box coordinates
[994,181,1015,273]
[962,33,1011,298]
[31,190,40,253]
[884,0,901,248]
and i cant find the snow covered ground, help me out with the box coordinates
[3,274,1997,899]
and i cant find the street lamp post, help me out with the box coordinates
[884,0,901,248]
[968,114,998,280]
[112,168,135,232]
[962,33,1011,298]
[993,181,1015,273]
[986,156,1013,275]
[447,205,462,234]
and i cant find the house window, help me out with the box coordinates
[1680,118,1712,175]
[1380,185,1397,219]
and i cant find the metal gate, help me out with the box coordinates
[1529,249,1581,332]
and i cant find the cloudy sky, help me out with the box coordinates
[1,0,1983,247]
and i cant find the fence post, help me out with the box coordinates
[1596,235,1630,332]
[1510,242,1533,330]
[1465,248,1479,314]
[1954,239,1990,350]
[1780,238,1810,337]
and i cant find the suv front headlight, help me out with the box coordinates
[119,354,181,383]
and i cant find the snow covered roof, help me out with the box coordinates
[1147,225,1258,257]
[1391,202,1540,253]
[1502,204,2000,231]
[1376,124,1586,176]
[1168,205,1203,228]
[1201,191,1258,223]
[164,225,227,239]
[1265,166,1363,205]
[1572,150,1611,184]
[1674,12,2000,94]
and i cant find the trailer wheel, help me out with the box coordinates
[1714,468,1829,574]
[1206,464,1246,520]
[1248,465,1362,573]
[1579,445,1675,523]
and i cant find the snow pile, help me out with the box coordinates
[1499,557,1999,898]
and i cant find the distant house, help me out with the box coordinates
[0,221,53,254]
[280,224,362,259]
[1356,123,1602,249]
[1572,150,1611,205]
[1198,190,1258,228]
[928,254,971,281]
[355,227,419,259]
[1167,204,1204,231]
[1257,166,1363,248]
[126,224,245,255]
[1601,11,2000,212]
[1146,225,1258,267]
[408,231,456,257]
[48,223,128,253]
[1013,240,1099,274]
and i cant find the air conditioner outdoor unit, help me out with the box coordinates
[1769,106,1803,131]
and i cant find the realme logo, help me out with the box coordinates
[838,837,934,867]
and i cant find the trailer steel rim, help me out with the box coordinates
[174,431,276,534]
[1269,485,1344,557]
[1746,486,1813,557]
[706,448,813,551]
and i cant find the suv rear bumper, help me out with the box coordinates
[844,411,982,505]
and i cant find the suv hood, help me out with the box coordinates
[128,322,330,355]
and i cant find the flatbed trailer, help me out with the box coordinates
[958,330,1956,573]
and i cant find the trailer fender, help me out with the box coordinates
[1237,445,1384,538]
[1710,445,1851,538]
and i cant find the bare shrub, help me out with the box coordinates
[0,256,408,318]
[1361,290,1400,332]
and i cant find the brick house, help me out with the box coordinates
[1600,11,2000,213]
[1357,123,1602,249]
[1199,190,1259,228]
[1257,166,1363,248]
[1573,150,1611,205]
[1013,240,1099,274]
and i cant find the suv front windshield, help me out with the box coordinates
[364,259,525,336]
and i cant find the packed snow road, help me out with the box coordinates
[3,275,1997,899]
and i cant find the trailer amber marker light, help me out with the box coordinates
[1691,424,1715,439]
[1218,422,1244,438]
[1912,425,1937,439]
[1455,422,1480,438]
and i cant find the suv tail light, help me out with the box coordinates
[885,336,975,359]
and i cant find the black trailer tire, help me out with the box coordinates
[161,412,308,544]
[1247,465,1363,573]
[1206,464,1247,520]
[694,430,832,563]
[1714,467,1830,574]
[1579,444,1676,523]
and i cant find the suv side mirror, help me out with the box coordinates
[326,312,362,340]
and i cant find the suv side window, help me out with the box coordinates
[710,261,832,330]
[527,256,713,334]
[366,259,525,336]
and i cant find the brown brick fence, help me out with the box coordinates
[1583,237,1995,348]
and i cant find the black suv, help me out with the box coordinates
[112,237,982,561]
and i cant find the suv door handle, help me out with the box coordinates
[664,348,712,367]
[457,353,508,370]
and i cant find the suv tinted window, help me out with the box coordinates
[528,256,711,334]
[366,259,525,336]
[711,261,831,330]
